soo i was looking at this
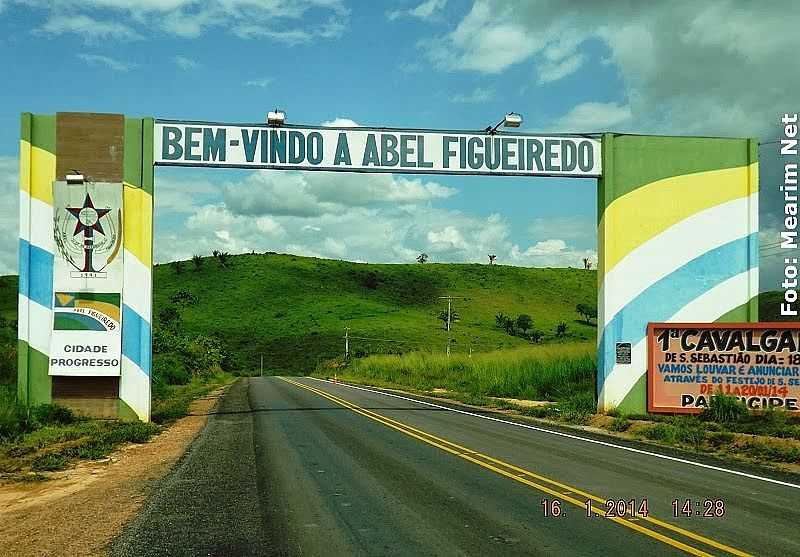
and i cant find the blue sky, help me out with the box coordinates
[0,0,796,291]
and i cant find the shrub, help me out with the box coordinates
[158,306,182,330]
[32,404,76,426]
[701,392,749,424]
[556,321,568,337]
[31,453,68,471]
[153,353,191,386]
[611,416,631,432]
[707,431,735,448]
[169,289,198,306]
[642,423,676,443]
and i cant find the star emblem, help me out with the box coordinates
[66,193,111,237]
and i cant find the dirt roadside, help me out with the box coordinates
[0,383,232,557]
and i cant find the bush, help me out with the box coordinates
[642,423,676,443]
[707,431,735,448]
[32,404,75,426]
[611,416,631,432]
[31,453,68,471]
[701,393,749,424]
[153,353,191,386]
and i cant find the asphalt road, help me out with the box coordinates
[112,377,800,556]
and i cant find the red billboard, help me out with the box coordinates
[647,323,800,414]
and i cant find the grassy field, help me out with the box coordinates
[151,252,598,373]
[320,343,595,402]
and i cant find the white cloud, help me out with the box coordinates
[244,77,272,88]
[38,14,142,41]
[388,0,447,21]
[77,53,135,72]
[222,170,456,218]
[419,0,800,137]
[320,118,359,127]
[26,0,349,42]
[550,101,632,133]
[0,157,17,275]
[451,87,494,104]
[150,167,590,268]
[173,55,199,70]
[537,53,584,84]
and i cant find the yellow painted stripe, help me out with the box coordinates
[19,140,31,193]
[29,145,56,206]
[283,378,751,557]
[123,183,153,268]
[600,163,757,278]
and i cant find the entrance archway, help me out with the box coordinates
[16,112,759,420]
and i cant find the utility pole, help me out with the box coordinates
[344,327,350,358]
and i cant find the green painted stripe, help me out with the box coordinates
[124,117,143,188]
[616,374,645,415]
[142,118,155,196]
[117,398,140,421]
[17,340,52,406]
[30,114,56,154]
[599,134,756,218]
[20,112,32,144]
[17,339,29,405]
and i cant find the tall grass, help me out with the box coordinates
[331,342,596,402]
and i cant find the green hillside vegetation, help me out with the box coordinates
[153,252,598,376]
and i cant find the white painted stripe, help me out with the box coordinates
[17,294,29,344]
[600,193,757,331]
[28,196,55,254]
[120,356,151,421]
[19,190,30,244]
[598,268,757,408]
[308,377,800,490]
[27,297,52,356]
[122,249,152,323]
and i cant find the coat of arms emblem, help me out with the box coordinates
[54,191,122,278]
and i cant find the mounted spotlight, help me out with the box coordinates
[267,109,286,127]
[66,171,85,184]
[485,112,524,134]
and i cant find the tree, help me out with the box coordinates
[416,253,429,264]
[516,314,533,335]
[529,329,543,343]
[215,251,230,268]
[438,310,460,330]
[576,303,597,324]
[488,254,496,265]
[556,321,568,337]
[495,312,506,328]
[503,317,516,335]
[173,260,184,275]
[192,254,204,271]
[582,257,593,270]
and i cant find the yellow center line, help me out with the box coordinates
[281,378,752,557]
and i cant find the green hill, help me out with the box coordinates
[758,291,800,322]
[155,253,598,374]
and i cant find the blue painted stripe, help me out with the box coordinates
[18,239,53,310]
[597,233,758,386]
[18,238,29,299]
[122,304,151,376]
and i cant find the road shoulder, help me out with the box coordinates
[0,381,233,557]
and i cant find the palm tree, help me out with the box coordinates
[488,254,496,265]
[192,254,203,271]
[416,253,429,264]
